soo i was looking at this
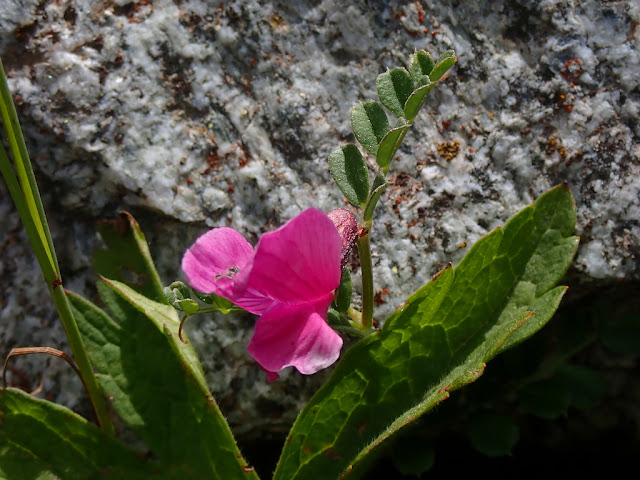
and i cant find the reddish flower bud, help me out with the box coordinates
[327,209,359,269]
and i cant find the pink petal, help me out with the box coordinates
[247,295,343,376]
[247,209,342,305]
[181,227,262,310]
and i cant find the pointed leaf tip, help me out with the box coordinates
[410,49,435,80]
[429,50,457,82]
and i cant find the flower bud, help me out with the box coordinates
[327,209,359,268]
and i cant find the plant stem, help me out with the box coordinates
[357,231,374,329]
[55,287,115,433]
[0,59,114,434]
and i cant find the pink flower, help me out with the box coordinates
[181,208,344,381]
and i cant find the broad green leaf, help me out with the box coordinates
[69,213,258,479]
[518,377,571,419]
[0,388,167,479]
[95,212,166,302]
[601,314,640,354]
[557,364,607,411]
[391,436,434,475]
[409,50,435,80]
[377,68,414,117]
[69,286,257,480]
[403,81,435,123]
[429,50,457,82]
[351,101,389,155]
[274,185,579,480]
[329,144,369,207]
[467,412,519,457]
[376,125,410,171]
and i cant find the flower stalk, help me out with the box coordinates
[357,230,375,330]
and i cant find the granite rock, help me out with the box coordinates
[1,0,639,435]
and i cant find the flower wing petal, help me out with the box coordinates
[247,295,343,376]
[182,227,263,310]
[248,209,342,304]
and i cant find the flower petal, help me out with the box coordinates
[181,227,256,306]
[247,209,342,305]
[247,295,343,376]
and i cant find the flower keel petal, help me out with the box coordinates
[247,296,343,376]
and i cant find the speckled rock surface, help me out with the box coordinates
[1,0,639,436]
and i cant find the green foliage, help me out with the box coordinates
[467,412,519,457]
[403,82,434,123]
[377,67,414,117]
[67,213,258,479]
[391,435,435,475]
[601,314,640,354]
[375,125,410,170]
[330,49,457,208]
[351,101,389,156]
[409,50,434,80]
[333,268,353,314]
[193,290,236,313]
[164,281,199,314]
[429,50,457,82]
[274,185,579,480]
[518,377,572,420]
[557,364,607,411]
[0,388,166,479]
[1,58,114,433]
[329,144,370,207]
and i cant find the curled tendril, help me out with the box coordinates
[178,313,190,344]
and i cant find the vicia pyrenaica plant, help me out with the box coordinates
[0,48,579,479]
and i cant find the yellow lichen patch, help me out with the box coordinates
[547,137,568,158]
[437,140,460,161]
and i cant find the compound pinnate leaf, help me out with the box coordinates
[601,314,640,354]
[377,67,414,117]
[329,144,370,207]
[274,185,578,480]
[557,364,607,411]
[69,213,258,480]
[518,377,571,419]
[467,412,519,457]
[409,49,435,80]
[391,436,435,475]
[0,388,167,479]
[403,81,434,123]
[429,50,457,82]
[376,124,410,170]
[351,101,389,155]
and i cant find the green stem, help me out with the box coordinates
[53,286,114,434]
[357,231,374,329]
[0,58,114,434]
[0,59,57,274]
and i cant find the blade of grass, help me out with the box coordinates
[0,59,57,276]
[0,58,113,434]
[0,143,51,275]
